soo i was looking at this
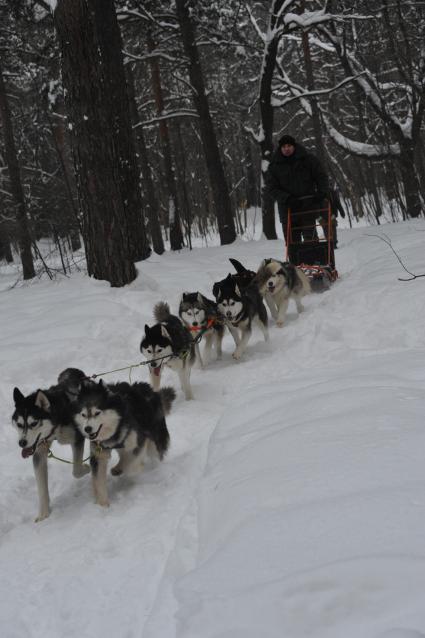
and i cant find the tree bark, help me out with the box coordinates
[0,62,35,279]
[54,0,150,287]
[398,143,423,218]
[175,0,236,245]
[258,0,286,240]
[127,64,165,255]
[0,223,13,263]
[147,32,184,251]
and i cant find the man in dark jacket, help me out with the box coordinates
[265,135,329,243]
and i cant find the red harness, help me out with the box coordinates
[188,317,216,333]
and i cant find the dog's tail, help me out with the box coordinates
[159,386,176,415]
[229,258,249,274]
[57,368,86,396]
[154,301,171,323]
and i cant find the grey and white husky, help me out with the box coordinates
[140,302,195,400]
[255,259,311,327]
[11,368,90,522]
[71,380,175,508]
[213,275,269,360]
[178,292,224,367]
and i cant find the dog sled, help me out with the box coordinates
[286,201,338,292]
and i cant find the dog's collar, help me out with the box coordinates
[228,309,244,325]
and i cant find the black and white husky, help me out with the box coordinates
[71,380,174,508]
[11,368,90,522]
[212,275,269,360]
[178,292,224,367]
[255,259,311,327]
[141,302,195,400]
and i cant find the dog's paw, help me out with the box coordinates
[185,392,194,401]
[95,497,110,507]
[232,351,242,360]
[276,320,285,328]
[35,510,50,523]
[73,464,90,478]
[110,466,123,476]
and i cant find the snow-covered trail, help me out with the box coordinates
[1,221,425,638]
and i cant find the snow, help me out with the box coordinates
[46,0,57,12]
[1,219,425,638]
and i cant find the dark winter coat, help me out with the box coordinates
[265,144,329,206]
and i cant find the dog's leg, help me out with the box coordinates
[111,449,141,476]
[256,315,270,342]
[294,294,305,314]
[178,361,194,400]
[149,368,161,391]
[232,327,251,360]
[215,329,223,360]
[276,297,290,327]
[33,447,50,522]
[195,341,204,369]
[203,332,213,366]
[72,435,90,478]
[90,446,111,507]
[226,321,240,347]
[265,293,278,320]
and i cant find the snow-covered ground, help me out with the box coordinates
[1,219,425,638]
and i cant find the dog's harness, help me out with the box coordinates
[187,316,216,334]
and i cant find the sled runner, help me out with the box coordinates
[286,201,338,292]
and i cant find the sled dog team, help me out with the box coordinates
[11,258,311,522]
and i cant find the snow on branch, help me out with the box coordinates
[133,110,199,129]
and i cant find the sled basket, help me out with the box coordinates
[286,202,338,292]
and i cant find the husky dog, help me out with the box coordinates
[11,368,90,522]
[255,259,311,327]
[213,275,269,360]
[178,292,224,367]
[71,380,174,508]
[141,302,195,400]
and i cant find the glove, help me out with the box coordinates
[286,195,300,208]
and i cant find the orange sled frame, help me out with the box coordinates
[286,202,338,292]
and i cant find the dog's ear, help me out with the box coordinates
[161,325,171,340]
[212,283,220,299]
[35,390,51,412]
[144,324,151,336]
[13,387,25,406]
[197,292,204,305]
[235,284,241,297]
[182,292,189,301]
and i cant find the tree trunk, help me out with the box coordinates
[147,32,184,251]
[127,64,164,255]
[175,0,236,245]
[0,223,13,263]
[0,62,35,279]
[301,21,326,166]
[54,0,150,287]
[398,144,423,218]
[258,1,285,240]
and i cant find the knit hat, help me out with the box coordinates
[278,135,296,147]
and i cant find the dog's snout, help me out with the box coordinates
[84,426,92,434]
[226,311,232,318]
[19,439,28,448]
[192,321,198,327]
